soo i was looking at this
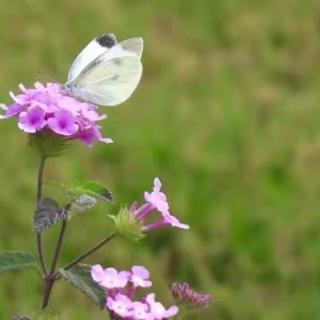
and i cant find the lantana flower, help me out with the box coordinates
[91,265,129,289]
[91,265,179,320]
[111,178,189,241]
[131,177,190,232]
[0,82,112,146]
[146,293,179,320]
[107,293,133,318]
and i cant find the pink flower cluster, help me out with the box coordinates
[92,265,179,320]
[0,82,112,146]
[130,177,189,232]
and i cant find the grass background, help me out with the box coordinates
[0,0,320,319]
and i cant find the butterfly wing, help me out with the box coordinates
[68,34,117,83]
[70,54,142,106]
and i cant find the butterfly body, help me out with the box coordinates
[66,34,143,106]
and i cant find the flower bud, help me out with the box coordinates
[109,207,145,242]
[170,282,212,309]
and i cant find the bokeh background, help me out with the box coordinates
[0,0,320,319]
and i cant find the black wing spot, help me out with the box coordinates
[96,33,117,48]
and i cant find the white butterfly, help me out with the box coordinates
[65,33,143,106]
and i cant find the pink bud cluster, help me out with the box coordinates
[170,282,212,309]
[91,265,179,320]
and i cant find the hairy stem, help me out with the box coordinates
[49,216,68,275]
[36,156,46,202]
[41,278,54,309]
[41,215,69,309]
[36,156,47,277]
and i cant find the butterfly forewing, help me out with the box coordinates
[68,34,117,83]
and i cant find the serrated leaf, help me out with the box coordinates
[34,198,67,233]
[69,194,98,214]
[67,180,113,202]
[0,251,38,273]
[60,264,106,309]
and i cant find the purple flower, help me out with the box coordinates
[170,282,212,309]
[91,265,129,289]
[130,266,152,288]
[91,264,106,283]
[131,301,153,320]
[107,293,133,318]
[130,177,189,232]
[144,178,169,213]
[76,125,113,147]
[47,109,78,136]
[1,82,112,146]
[146,293,179,320]
[18,105,46,133]
[0,103,24,119]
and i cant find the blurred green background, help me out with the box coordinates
[0,0,320,319]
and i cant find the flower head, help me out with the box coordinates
[91,265,179,320]
[1,82,112,146]
[170,282,212,309]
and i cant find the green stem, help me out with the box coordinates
[41,214,69,309]
[37,156,46,202]
[49,215,68,276]
[36,156,47,277]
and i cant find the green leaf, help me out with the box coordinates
[0,251,38,273]
[34,198,67,233]
[69,180,113,201]
[28,130,69,158]
[66,180,113,203]
[59,264,106,309]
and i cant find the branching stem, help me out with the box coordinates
[53,232,115,280]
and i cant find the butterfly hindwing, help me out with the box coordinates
[70,55,142,106]
[119,37,143,59]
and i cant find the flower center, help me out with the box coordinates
[30,116,39,125]
[59,119,67,129]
